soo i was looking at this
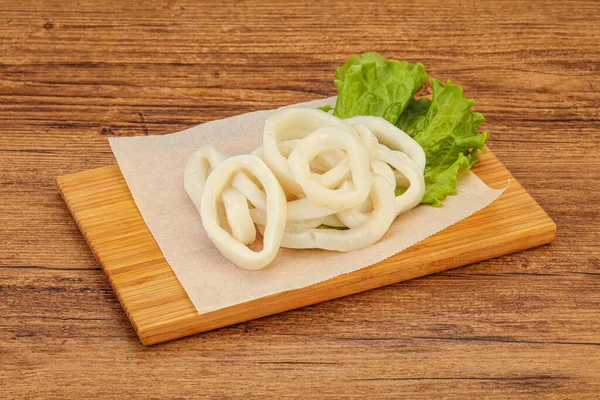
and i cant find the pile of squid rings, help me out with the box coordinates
[184,107,426,271]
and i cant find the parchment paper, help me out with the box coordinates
[109,97,505,314]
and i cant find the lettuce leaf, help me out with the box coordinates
[397,79,488,206]
[394,187,408,196]
[317,104,334,113]
[396,97,431,135]
[326,52,489,206]
[332,52,428,124]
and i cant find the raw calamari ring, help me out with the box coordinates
[200,155,287,271]
[284,218,325,232]
[334,160,395,228]
[250,146,264,158]
[231,172,267,210]
[311,149,345,172]
[273,174,395,251]
[308,124,377,190]
[309,126,375,183]
[321,214,346,228]
[288,126,371,210]
[307,126,377,189]
[221,187,256,245]
[281,141,348,182]
[184,145,229,213]
[262,107,354,194]
[248,209,324,233]
[370,159,396,188]
[186,107,428,270]
[311,157,351,189]
[376,144,426,216]
[244,188,339,222]
[277,139,301,157]
[344,116,426,172]
[354,123,379,160]
[286,198,338,221]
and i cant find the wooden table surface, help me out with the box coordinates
[1,0,598,398]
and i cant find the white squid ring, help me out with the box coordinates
[376,144,426,217]
[345,116,426,172]
[263,107,354,194]
[273,174,395,251]
[231,172,267,210]
[288,126,372,210]
[249,204,331,228]
[370,159,396,188]
[186,108,428,270]
[200,155,287,271]
[221,187,256,245]
[321,214,346,228]
[287,198,339,221]
[280,140,349,186]
[354,123,379,160]
[311,149,346,172]
[335,159,395,228]
[184,145,229,213]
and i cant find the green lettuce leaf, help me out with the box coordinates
[325,52,489,206]
[394,187,408,196]
[317,104,334,113]
[396,97,431,136]
[332,52,428,124]
[397,79,488,206]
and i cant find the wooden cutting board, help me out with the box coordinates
[57,150,555,346]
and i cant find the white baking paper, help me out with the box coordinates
[109,97,505,314]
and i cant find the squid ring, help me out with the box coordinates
[186,107,428,270]
[311,157,351,189]
[231,172,267,210]
[311,149,346,172]
[274,174,396,251]
[344,116,426,172]
[287,198,338,221]
[249,208,324,233]
[184,145,229,213]
[288,126,372,210]
[262,107,354,194]
[321,214,346,228]
[221,187,256,245]
[200,155,287,271]
[354,123,379,160]
[334,160,394,228]
[279,140,350,188]
[370,159,396,188]
[376,144,426,217]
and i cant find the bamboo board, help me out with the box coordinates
[57,150,556,346]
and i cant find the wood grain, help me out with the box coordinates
[56,151,556,345]
[1,0,599,398]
